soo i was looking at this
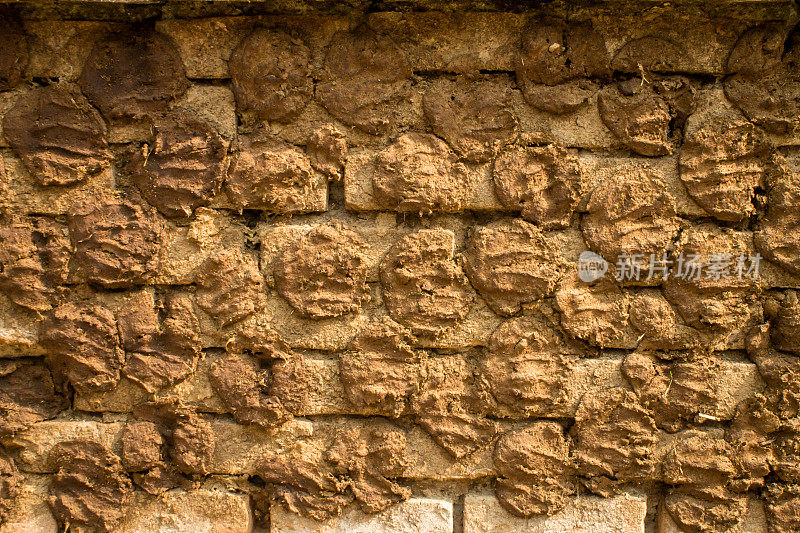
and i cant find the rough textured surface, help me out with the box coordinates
[0,7,27,91]
[67,193,162,288]
[229,28,312,126]
[373,133,468,213]
[0,360,65,438]
[48,440,133,532]
[79,28,189,120]
[492,144,581,229]
[225,134,317,212]
[463,220,566,316]
[493,424,575,517]
[195,249,263,326]
[380,229,473,336]
[317,27,411,134]
[3,83,110,186]
[130,112,228,219]
[275,225,369,318]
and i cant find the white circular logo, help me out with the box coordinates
[577,251,608,283]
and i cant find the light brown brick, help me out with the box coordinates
[0,475,58,533]
[271,497,453,533]
[117,490,253,533]
[656,496,767,533]
[463,492,647,533]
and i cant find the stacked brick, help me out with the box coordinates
[0,1,799,532]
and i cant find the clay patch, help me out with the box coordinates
[0,7,27,90]
[765,484,800,533]
[679,104,771,222]
[48,440,133,532]
[480,315,575,417]
[570,388,658,496]
[121,420,183,494]
[611,37,689,73]
[339,317,426,416]
[622,351,719,432]
[755,168,800,276]
[412,356,498,458]
[515,21,610,114]
[225,135,316,212]
[2,83,110,186]
[746,323,800,421]
[274,225,370,318]
[79,28,189,120]
[554,273,631,348]
[422,76,517,162]
[492,144,581,229]
[67,193,162,288]
[463,219,566,316]
[117,293,201,392]
[724,24,800,134]
[209,324,309,428]
[662,431,748,533]
[307,125,347,180]
[493,424,576,517]
[0,448,21,523]
[581,171,680,280]
[380,229,473,336]
[130,112,229,219]
[598,80,671,156]
[372,132,468,214]
[317,27,411,134]
[195,249,264,326]
[0,359,66,438]
[40,302,125,394]
[229,29,312,126]
[0,215,69,312]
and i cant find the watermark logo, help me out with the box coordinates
[577,251,762,282]
[577,250,609,282]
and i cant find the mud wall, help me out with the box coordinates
[1,1,800,532]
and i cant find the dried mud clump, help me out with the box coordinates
[755,167,800,275]
[131,401,216,478]
[555,274,631,348]
[463,219,566,316]
[570,388,658,496]
[274,225,370,318]
[121,420,181,494]
[257,441,351,520]
[679,104,771,222]
[765,291,800,356]
[516,21,610,114]
[225,135,316,212]
[662,431,748,533]
[422,76,517,162]
[0,215,69,312]
[765,484,800,533]
[117,293,201,392]
[481,315,574,417]
[48,440,133,532]
[412,356,498,458]
[380,229,473,337]
[130,112,228,218]
[209,324,308,428]
[307,125,347,180]
[493,424,576,517]
[746,322,800,420]
[3,83,110,186]
[67,194,161,288]
[79,29,189,120]
[325,424,410,513]
[40,302,124,394]
[598,80,672,156]
[195,249,264,326]
[628,291,700,350]
[339,317,426,416]
[0,360,66,438]
[724,24,800,134]
[581,171,681,279]
[0,7,27,90]
[0,448,21,523]
[492,144,581,229]
[372,132,468,214]
[317,27,411,135]
[622,351,720,432]
[663,224,761,342]
[229,29,312,125]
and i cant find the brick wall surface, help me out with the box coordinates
[1,0,800,532]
